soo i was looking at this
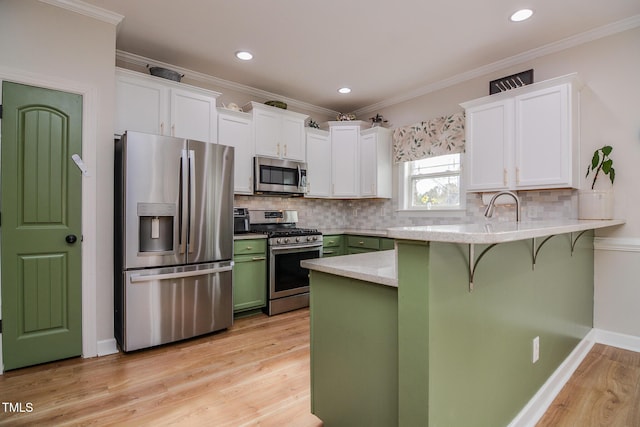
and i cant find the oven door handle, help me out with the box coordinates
[270,243,323,252]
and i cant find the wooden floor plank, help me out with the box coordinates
[536,343,640,427]
[1,309,638,426]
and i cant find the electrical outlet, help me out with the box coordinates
[532,336,540,363]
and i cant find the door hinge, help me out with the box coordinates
[0,319,2,333]
[0,104,3,119]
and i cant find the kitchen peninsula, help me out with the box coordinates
[303,219,624,427]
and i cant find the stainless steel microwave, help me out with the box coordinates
[254,156,307,196]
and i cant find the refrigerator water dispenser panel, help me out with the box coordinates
[138,202,175,253]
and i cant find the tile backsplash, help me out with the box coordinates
[234,189,577,230]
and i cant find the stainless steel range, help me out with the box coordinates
[249,210,322,315]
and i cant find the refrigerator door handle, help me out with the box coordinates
[129,264,234,283]
[188,149,196,253]
[179,149,189,254]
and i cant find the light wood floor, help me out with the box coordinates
[1,309,638,426]
[537,343,640,427]
[0,309,322,426]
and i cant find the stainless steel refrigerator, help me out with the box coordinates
[114,131,234,352]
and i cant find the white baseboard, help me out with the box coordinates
[593,328,640,352]
[508,329,597,427]
[96,338,119,356]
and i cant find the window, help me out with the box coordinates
[399,153,463,211]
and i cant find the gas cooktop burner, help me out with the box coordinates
[265,228,320,238]
[248,209,322,247]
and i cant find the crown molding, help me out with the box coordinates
[39,0,124,26]
[42,1,638,117]
[354,14,640,116]
[116,50,339,118]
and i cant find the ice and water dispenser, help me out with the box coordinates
[137,202,175,253]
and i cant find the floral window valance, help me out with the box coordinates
[392,112,465,163]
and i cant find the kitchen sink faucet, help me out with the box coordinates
[484,191,521,222]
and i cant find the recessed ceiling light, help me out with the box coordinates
[510,9,533,22]
[235,51,253,61]
[338,87,351,94]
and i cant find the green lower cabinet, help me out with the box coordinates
[322,234,344,257]
[233,239,267,313]
[310,271,398,426]
[346,234,394,254]
[380,237,395,250]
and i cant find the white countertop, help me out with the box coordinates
[302,250,397,287]
[387,219,625,244]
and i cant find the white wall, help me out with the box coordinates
[0,0,118,357]
[378,27,640,338]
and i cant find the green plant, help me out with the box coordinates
[585,145,615,190]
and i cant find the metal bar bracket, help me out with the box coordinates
[571,230,589,255]
[468,243,498,292]
[532,235,556,269]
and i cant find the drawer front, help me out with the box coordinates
[347,247,377,255]
[323,235,343,248]
[347,235,380,250]
[322,248,343,257]
[233,239,267,256]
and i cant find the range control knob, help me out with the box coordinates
[284,238,290,244]
[312,235,318,241]
[307,236,312,242]
[295,237,300,242]
[276,238,281,244]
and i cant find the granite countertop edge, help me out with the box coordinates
[302,250,397,288]
[386,219,625,244]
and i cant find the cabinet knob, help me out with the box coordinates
[246,246,252,250]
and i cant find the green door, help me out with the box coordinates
[1,81,83,370]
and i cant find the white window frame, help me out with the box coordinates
[397,153,466,215]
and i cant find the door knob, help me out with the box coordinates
[65,234,78,244]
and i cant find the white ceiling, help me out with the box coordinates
[81,0,640,113]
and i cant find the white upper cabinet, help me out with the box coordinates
[514,84,573,189]
[461,73,580,192]
[330,122,362,198]
[115,68,220,143]
[244,102,308,161]
[116,70,167,136]
[170,88,218,143]
[315,121,393,199]
[305,128,332,198]
[463,99,513,191]
[218,108,254,194]
[360,127,392,198]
